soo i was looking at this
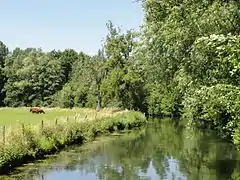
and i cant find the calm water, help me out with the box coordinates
[2,118,240,180]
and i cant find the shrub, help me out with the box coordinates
[182,84,240,140]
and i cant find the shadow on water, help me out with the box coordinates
[1,118,240,180]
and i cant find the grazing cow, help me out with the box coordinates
[30,107,45,114]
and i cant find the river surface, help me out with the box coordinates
[1,118,240,180]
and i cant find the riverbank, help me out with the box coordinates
[0,110,147,175]
[2,118,238,180]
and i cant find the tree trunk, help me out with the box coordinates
[96,85,101,112]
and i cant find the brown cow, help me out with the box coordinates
[29,107,45,114]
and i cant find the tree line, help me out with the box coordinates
[0,0,240,144]
[0,21,146,112]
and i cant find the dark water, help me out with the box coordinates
[2,118,240,180]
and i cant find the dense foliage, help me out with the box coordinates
[0,0,240,146]
[138,0,240,146]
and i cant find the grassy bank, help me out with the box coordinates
[0,109,146,175]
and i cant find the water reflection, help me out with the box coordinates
[2,118,240,180]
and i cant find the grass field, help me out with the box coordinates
[0,107,121,126]
[0,109,146,175]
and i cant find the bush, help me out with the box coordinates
[182,84,240,140]
[186,34,240,86]
[146,83,174,117]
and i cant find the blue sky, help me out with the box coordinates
[0,0,144,55]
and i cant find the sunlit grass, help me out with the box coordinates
[0,107,123,125]
[0,108,146,175]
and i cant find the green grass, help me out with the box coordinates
[0,107,80,125]
[0,109,147,174]
[0,107,121,125]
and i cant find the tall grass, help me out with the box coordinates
[0,110,146,174]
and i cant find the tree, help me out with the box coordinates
[52,51,92,108]
[101,21,147,111]
[138,0,240,116]
[0,41,8,106]
[85,49,107,111]
[3,48,65,106]
[50,49,79,85]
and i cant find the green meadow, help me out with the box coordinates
[0,108,146,174]
[0,107,81,125]
[0,107,119,126]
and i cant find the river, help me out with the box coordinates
[1,118,240,180]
